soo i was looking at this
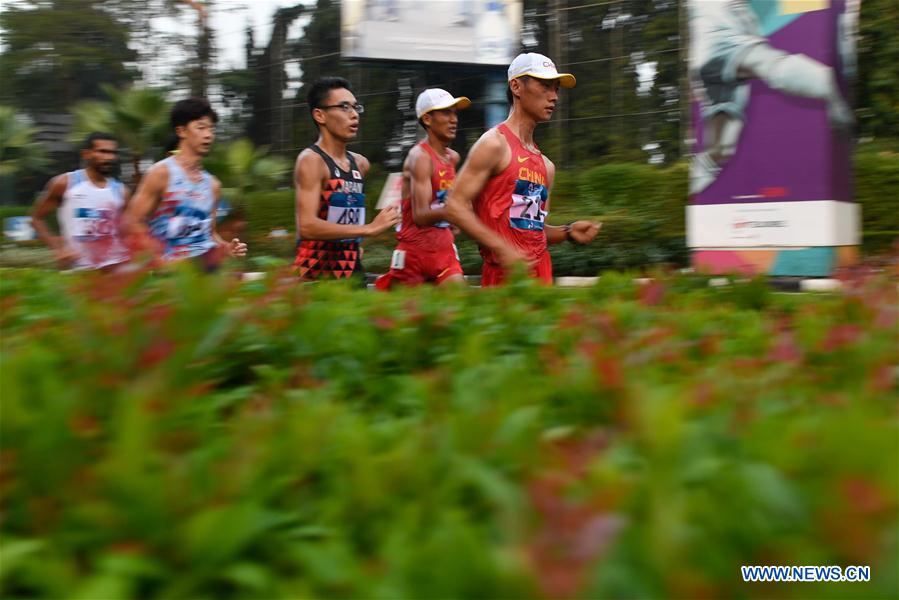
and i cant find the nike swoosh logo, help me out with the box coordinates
[438,170,446,177]
[517,156,529,163]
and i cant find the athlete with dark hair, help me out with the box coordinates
[32,132,130,271]
[375,88,471,289]
[446,53,601,286]
[293,77,400,280]
[124,97,246,268]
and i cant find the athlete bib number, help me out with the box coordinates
[73,208,115,240]
[391,249,406,270]
[327,205,366,226]
[167,215,210,242]
[431,191,450,228]
[431,203,451,228]
[509,177,548,231]
[509,194,547,230]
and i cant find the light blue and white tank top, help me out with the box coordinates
[57,169,129,270]
[148,156,217,260]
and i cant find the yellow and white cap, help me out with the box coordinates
[415,88,472,119]
[507,53,576,88]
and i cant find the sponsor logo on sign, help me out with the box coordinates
[731,219,787,230]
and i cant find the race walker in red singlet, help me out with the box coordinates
[381,141,462,285]
[375,88,471,289]
[476,123,551,285]
[444,53,601,286]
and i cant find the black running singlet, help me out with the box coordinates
[294,146,366,280]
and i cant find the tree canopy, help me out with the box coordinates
[0,0,138,113]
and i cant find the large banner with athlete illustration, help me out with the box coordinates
[687,0,861,274]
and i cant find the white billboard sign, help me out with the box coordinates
[687,200,860,248]
[342,0,522,66]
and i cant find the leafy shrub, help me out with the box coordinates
[855,146,899,253]
[1,267,896,599]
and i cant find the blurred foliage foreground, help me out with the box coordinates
[0,266,897,599]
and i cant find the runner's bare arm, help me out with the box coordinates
[409,147,449,227]
[209,177,247,257]
[122,164,168,256]
[295,150,398,240]
[31,174,78,264]
[444,131,528,265]
[31,175,67,249]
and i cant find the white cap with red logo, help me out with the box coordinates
[415,89,472,119]
[507,53,576,88]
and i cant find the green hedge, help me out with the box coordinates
[855,148,899,253]
[4,147,897,270]
[0,206,32,220]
